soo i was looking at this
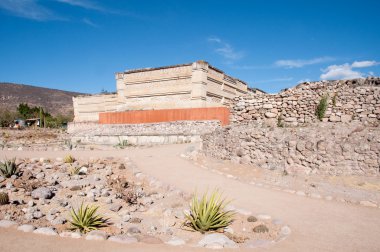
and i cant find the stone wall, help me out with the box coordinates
[68,120,221,145]
[73,93,118,122]
[201,122,380,176]
[230,77,380,126]
[73,60,249,122]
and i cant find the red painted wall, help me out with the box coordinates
[99,107,230,126]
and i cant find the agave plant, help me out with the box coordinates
[64,155,75,164]
[115,137,130,149]
[185,189,235,233]
[69,202,108,233]
[0,158,19,178]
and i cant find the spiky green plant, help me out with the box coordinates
[64,155,75,164]
[69,203,108,233]
[115,137,130,149]
[185,190,235,233]
[0,158,18,178]
[0,192,9,205]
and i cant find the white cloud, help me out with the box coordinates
[82,18,99,27]
[275,56,334,68]
[320,60,379,80]
[298,78,311,83]
[320,63,363,80]
[0,0,58,20]
[208,37,244,61]
[56,0,104,11]
[351,60,378,68]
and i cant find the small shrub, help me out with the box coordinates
[68,165,81,176]
[108,176,138,204]
[64,155,75,164]
[0,158,19,178]
[253,224,269,233]
[64,140,73,150]
[69,202,108,233]
[315,95,329,121]
[115,137,130,149]
[185,189,235,233]
[0,192,9,205]
[332,92,338,107]
[277,116,284,128]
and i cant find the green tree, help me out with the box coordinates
[0,109,18,127]
[17,103,31,119]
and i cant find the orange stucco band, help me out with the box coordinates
[99,107,230,126]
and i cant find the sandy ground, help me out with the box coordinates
[1,144,380,251]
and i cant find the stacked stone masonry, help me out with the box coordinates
[68,120,221,145]
[201,122,380,176]
[73,60,249,122]
[230,77,380,126]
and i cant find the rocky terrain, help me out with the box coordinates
[230,77,380,126]
[0,82,84,116]
[0,155,289,249]
[202,122,380,176]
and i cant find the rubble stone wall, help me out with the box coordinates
[68,120,221,145]
[201,122,380,176]
[230,77,380,126]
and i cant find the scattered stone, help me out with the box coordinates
[60,231,82,239]
[33,227,58,236]
[224,226,234,234]
[86,230,108,241]
[247,216,257,222]
[31,187,54,200]
[78,167,88,175]
[253,224,269,233]
[127,226,141,235]
[109,203,122,212]
[108,235,138,244]
[122,214,131,222]
[17,224,36,232]
[130,217,142,223]
[0,220,17,228]
[198,233,237,249]
[51,217,66,225]
[32,211,44,219]
[280,225,291,236]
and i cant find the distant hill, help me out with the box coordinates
[0,82,85,116]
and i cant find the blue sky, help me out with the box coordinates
[0,0,379,94]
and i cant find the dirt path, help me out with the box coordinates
[1,144,380,251]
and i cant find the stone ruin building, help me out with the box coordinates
[73,60,252,122]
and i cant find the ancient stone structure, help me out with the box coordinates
[68,120,220,145]
[73,61,249,122]
[230,77,380,126]
[200,77,380,176]
[202,122,380,176]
